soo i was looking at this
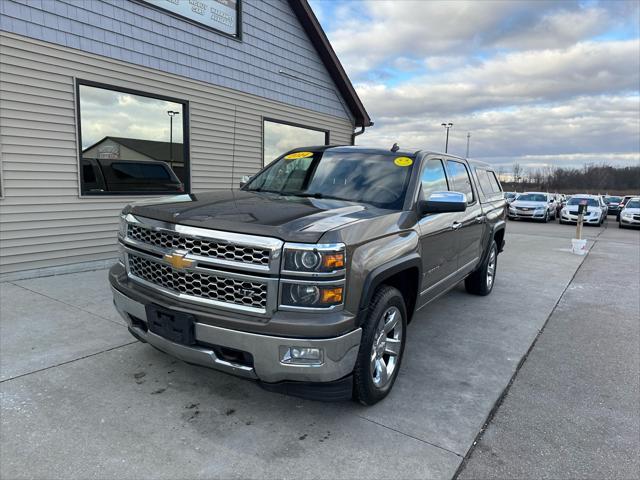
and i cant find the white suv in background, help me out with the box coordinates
[508,192,557,222]
[559,195,607,226]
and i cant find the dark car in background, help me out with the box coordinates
[81,158,184,195]
[603,196,623,216]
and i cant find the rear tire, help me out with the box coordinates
[353,286,407,406]
[465,240,498,296]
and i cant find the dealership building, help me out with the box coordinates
[0,0,371,280]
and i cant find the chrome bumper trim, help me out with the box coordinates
[112,287,362,383]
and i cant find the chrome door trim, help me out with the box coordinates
[419,257,479,297]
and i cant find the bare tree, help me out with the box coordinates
[512,163,522,184]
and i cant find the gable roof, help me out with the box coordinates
[82,137,184,163]
[288,0,372,128]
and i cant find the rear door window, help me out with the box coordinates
[476,168,503,200]
[488,171,502,192]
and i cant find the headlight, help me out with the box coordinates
[622,211,633,218]
[281,243,346,310]
[283,243,346,274]
[281,282,344,308]
[118,214,128,239]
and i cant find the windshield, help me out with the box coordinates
[604,196,622,203]
[625,200,640,209]
[567,197,599,207]
[244,150,415,210]
[516,193,547,202]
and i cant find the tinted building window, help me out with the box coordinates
[263,120,327,165]
[78,82,188,195]
[420,159,449,198]
[447,160,475,203]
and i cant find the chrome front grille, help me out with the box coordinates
[121,214,283,315]
[129,254,268,310]
[128,223,270,266]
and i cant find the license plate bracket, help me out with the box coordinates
[146,305,196,345]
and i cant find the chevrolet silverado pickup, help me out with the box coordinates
[110,146,506,404]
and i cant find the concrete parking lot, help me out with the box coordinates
[1,219,638,479]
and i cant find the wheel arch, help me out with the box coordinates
[359,255,422,324]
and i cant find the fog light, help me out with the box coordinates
[279,346,324,365]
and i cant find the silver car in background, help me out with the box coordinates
[619,197,640,228]
[559,194,607,226]
[508,192,557,222]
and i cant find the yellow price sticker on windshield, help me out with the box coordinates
[394,156,413,167]
[284,151,314,160]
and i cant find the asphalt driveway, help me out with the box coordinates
[1,219,634,479]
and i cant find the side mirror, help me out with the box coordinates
[239,174,251,188]
[418,191,467,216]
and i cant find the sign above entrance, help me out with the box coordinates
[141,0,240,38]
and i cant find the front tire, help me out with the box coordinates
[465,240,498,296]
[353,286,407,406]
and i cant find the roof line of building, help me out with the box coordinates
[288,0,372,128]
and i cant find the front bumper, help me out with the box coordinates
[508,210,547,219]
[560,213,601,224]
[112,287,361,384]
[620,216,640,226]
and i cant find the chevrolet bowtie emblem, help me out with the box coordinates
[164,251,193,270]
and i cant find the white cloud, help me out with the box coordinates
[356,94,640,169]
[326,0,632,79]
[311,1,640,171]
[357,39,640,120]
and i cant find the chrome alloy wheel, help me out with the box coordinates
[370,306,403,388]
[486,246,497,290]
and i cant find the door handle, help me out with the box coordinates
[475,215,486,223]
[451,221,462,230]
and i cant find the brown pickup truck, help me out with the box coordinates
[110,146,506,404]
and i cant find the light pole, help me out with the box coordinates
[441,122,453,153]
[167,110,180,167]
[466,132,471,158]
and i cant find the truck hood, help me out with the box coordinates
[126,190,392,243]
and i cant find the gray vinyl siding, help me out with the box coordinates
[0,32,355,277]
[0,0,352,121]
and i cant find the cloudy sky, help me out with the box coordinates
[309,0,639,172]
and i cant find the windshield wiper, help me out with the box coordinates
[287,192,349,201]
[251,187,283,195]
